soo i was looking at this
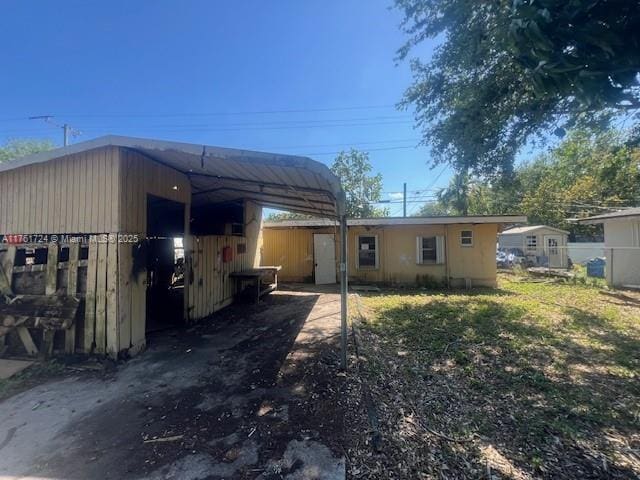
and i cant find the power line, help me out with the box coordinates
[0,104,400,123]
[0,119,415,136]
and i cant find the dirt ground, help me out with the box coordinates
[0,287,347,480]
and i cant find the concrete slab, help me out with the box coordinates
[0,359,34,379]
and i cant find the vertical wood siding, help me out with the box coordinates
[0,147,120,234]
[118,148,191,234]
[188,235,249,321]
[262,227,337,282]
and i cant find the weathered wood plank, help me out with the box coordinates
[130,238,146,355]
[65,243,80,353]
[117,242,132,353]
[106,240,119,358]
[45,244,59,295]
[0,246,16,295]
[94,241,108,354]
[17,326,38,355]
[84,241,99,353]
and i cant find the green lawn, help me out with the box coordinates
[350,274,640,478]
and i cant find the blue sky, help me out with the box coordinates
[0,0,448,216]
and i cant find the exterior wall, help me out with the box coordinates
[348,225,447,284]
[603,219,640,287]
[188,235,251,320]
[263,223,500,287]
[447,224,498,287]
[262,226,337,282]
[118,148,191,234]
[0,147,191,236]
[498,233,525,250]
[0,147,121,234]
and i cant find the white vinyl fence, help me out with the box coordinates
[567,242,605,264]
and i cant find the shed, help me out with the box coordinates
[498,225,570,268]
[263,215,526,288]
[576,208,640,288]
[0,135,347,362]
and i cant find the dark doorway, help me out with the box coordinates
[146,195,185,333]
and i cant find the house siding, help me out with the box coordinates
[0,147,121,235]
[603,218,640,286]
[263,223,499,287]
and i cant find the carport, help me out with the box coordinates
[0,135,349,367]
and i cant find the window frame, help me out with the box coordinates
[416,235,445,265]
[525,235,538,252]
[460,229,474,247]
[356,234,379,270]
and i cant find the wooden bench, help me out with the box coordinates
[230,266,282,303]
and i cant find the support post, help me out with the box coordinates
[403,182,407,217]
[339,214,348,370]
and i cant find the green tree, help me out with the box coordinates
[396,0,640,176]
[414,201,449,216]
[330,149,388,218]
[0,139,55,163]
[415,129,640,237]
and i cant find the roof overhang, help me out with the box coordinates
[0,135,344,218]
[575,208,640,225]
[500,225,570,235]
[264,215,527,228]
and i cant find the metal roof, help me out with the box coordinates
[264,215,527,228]
[576,207,640,224]
[500,225,569,235]
[0,135,344,218]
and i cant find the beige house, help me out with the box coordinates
[263,215,526,288]
[577,207,640,287]
[0,135,343,359]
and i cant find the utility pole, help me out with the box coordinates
[29,116,80,146]
[403,182,407,217]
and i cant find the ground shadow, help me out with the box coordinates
[0,290,347,480]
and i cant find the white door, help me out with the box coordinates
[313,234,337,285]
[544,235,563,268]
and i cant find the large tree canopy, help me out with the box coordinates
[421,129,640,237]
[396,0,640,176]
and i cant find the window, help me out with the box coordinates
[416,236,445,264]
[526,235,537,252]
[231,223,244,236]
[460,230,473,247]
[357,235,378,269]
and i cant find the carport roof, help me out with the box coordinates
[0,135,344,218]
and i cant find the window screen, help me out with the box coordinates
[417,236,445,264]
[421,236,437,263]
[358,236,377,268]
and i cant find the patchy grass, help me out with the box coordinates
[347,274,640,479]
